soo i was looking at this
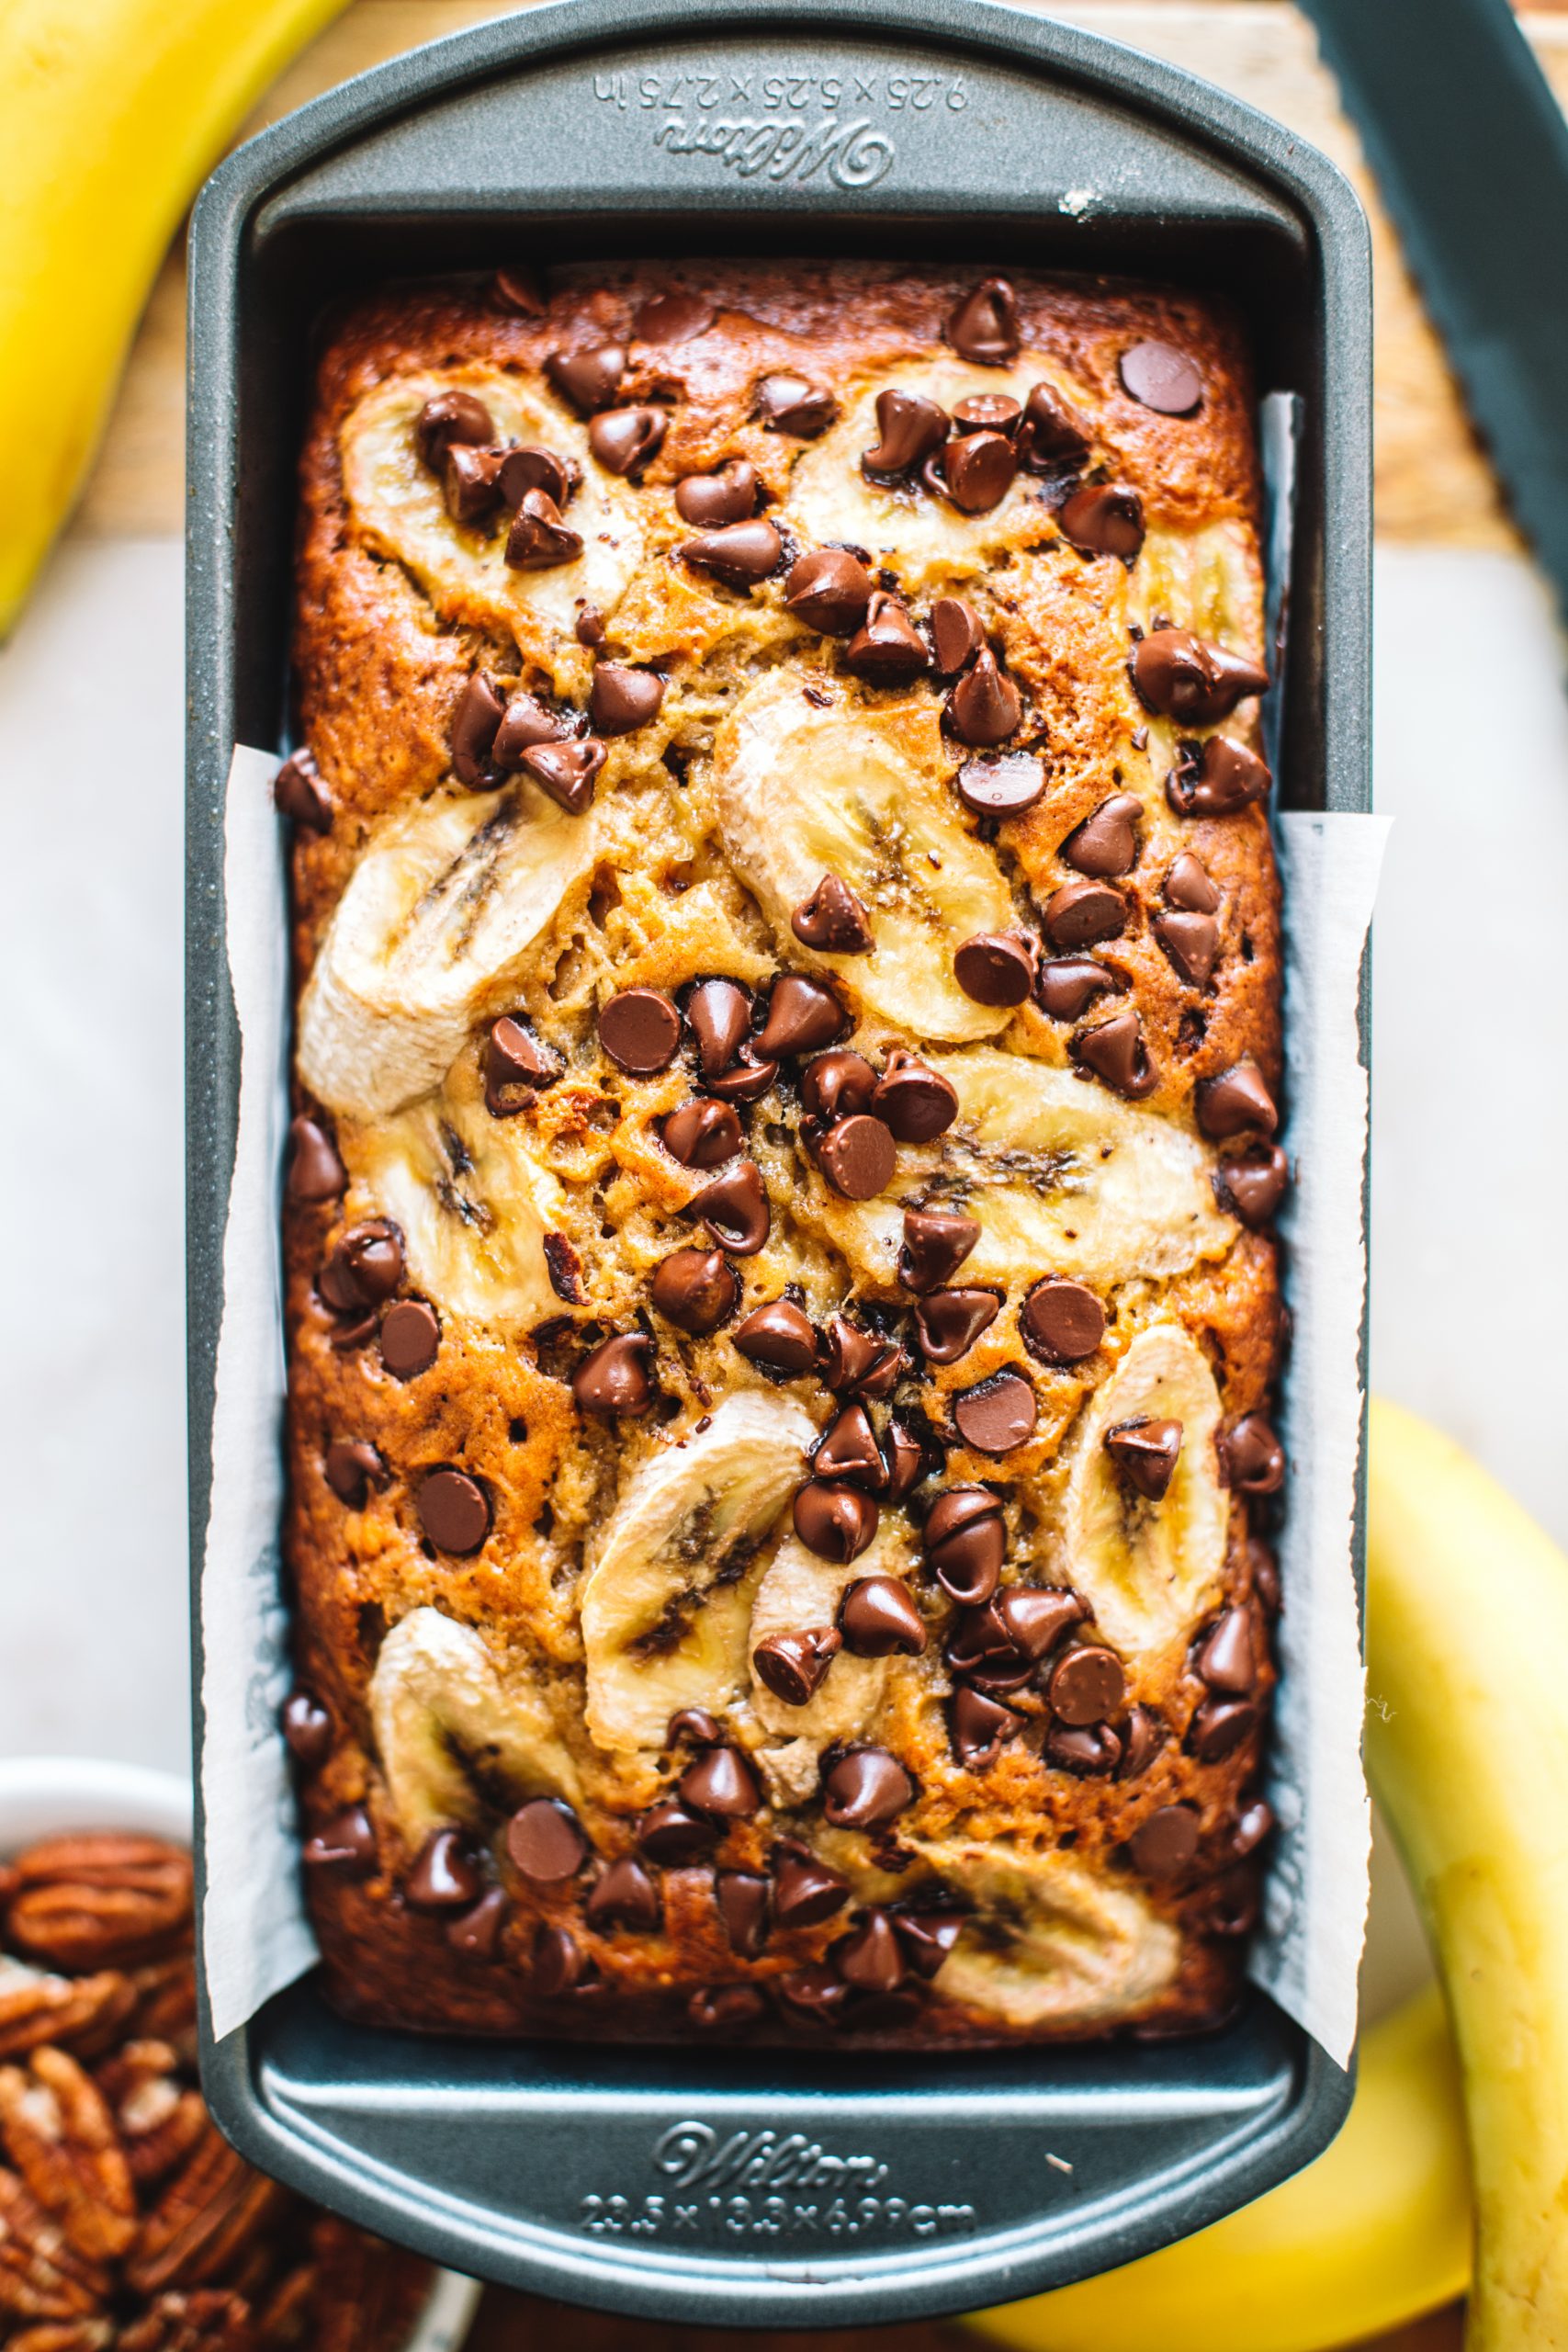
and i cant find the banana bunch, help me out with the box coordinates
[0,0,350,635]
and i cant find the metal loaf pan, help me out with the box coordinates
[185,0,1371,2323]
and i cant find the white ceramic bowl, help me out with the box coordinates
[0,1757,481,2352]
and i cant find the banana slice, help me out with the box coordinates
[713,671,1015,1043]
[807,1047,1235,1293]
[342,369,645,636]
[581,1393,819,1753]
[909,1837,1180,2028]
[1053,1322,1229,1658]
[369,1607,581,1841]
[298,780,595,1122]
[1131,518,1265,654]
[346,1071,565,1329]
[785,356,1067,594]
[748,1526,911,1743]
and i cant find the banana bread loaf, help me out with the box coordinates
[277,261,1288,2046]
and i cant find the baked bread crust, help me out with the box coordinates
[281,262,1286,2046]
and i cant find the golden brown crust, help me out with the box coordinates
[282,262,1284,2047]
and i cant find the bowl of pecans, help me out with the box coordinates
[0,1757,480,2352]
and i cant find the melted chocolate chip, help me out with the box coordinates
[820,1317,905,1398]
[1020,379,1091,469]
[951,1685,1021,1767]
[636,1802,716,1863]
[1105,1416,1182,1500]
[716,1871,772,1956]
[954,393,1022,436]
[956,750,1043,816]
[680,519,784,586]
[450,673,505,786]
[1215,1144,1291,1227]
[753,1628,842,1706]
[1190,1696,1259,1761]
[1061,791,1142,878]
[1198,1606,1257,1692]
[945,277,1021,366]
[415,390,496,469]
[898,1207,979,1295]
[675,459,758,528]
[833,1908,908,1994]
[691,1159,771,1254]
[840,1577,927,1657]
[1075,1009,1156,1099]
[379,1298,439,1380]
[1046,1721,1122,1775]
[931,597,987,676]
[496,445,580,512]
[530,1922,586,1996]
[863,389,949,478]
[504,490,583,570]
[754,373,838,436]
[802,1049,877,1123]
[485,1016,563,1114]
[792,873,874,955]
[287,1114,345,1202]
[941,432,1017,515]
[1223,1414,1286,1494]
[320,1219,404,1314]
[953,1370,1038,1456]
[590,663,665,735]
[686,978,752,1078]
[754,974,846,1058]
[794,1480,879,1563]
[506,1797,587,1883]
[1132,627,1268,723]
[1036,957,1116,1021]
[446,1887,508,1960]
[668,1708,721,1747]
[1059,482,1145,560]
[1234,1799,1274,1859]
[1130,1805,1200,1881]
[773,1845,851,1926]
[732,1299,818,1374]
[774,1963,850,2026]
[1165,852,1222,913]
[275,746,332,831]
[571,1333,655,1416]
[443,440,508,524]
[650,1247,739,1334]
[784,548,874,636]
[872,1049,958,1143]
[822,1746,914,1829]
[690,1983,768,2030]
[520,736,606,815]
[1154,910,1220,989]
[1043,878,1127,950]
[281,1690,332,1769]
[491,691,569,770]
[813,1401,887,1491]
[546,343,626,414]
[680,1745,761,1819]
[914,1288,999,1363]
[815,1114,896,1201]
[924,1487,1006,1604]
[1020,1278,1105,1366]
[634,289,713,343]
[590,405,668,478]
[405,1829,482,1913]
[576,606,606,648]
[948,650,1022,746]
[1197,1059,1279,1139]
[417,1466,491,1555]
[1120,1704,1163,1781]
[1168,735,1271,818]
[585,1856,661,1931]
[1049,1645,1126,1725]
[1119,340,1203,414]
[954,931,1037,1007]
[884,1418,928,1503]
[599,988,682,1074]
[844,592,929,684]
[302,1805,376,1874]
[663,1098,743,1168]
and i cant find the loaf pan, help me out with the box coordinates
[185,0,1371,2321]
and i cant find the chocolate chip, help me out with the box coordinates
[320,1219,404,1313]
[898,1207,979,1295]
[863,389,949,478]
[954,931,1036,1006]
[663,1098,742,1168]
[1043,878,1127,950]
[815,1114,896,1201]
[379,1297,439,1379]
[703,1048,779,1101]
[520,736,605,815]
[1168,735,1271,818]
[443,440,508,524]
[941,431,1018,514]
[281,1690,332,1769]
[753,1628,842,1706]
[802,1050,877,1123]
[675,459,757,527]
[1120,1704,1163,1780]
[599,987,682,1074]
[1020,379,1091,469]
[546,343,626,414]
[1105,1416,1182,1499]
[1166,853,1222,913]
[447,1887,509,1960]
[928,599,985,681]
[1190,1696,1258,1761]
[589,405,668,478]
[945,277,1020,366]
[955,751,1043,817]
[754,974,846,1057]
[405,1828,482,1913]
[951,1685,1021,1767]
[496,445,580,511]
[820,1317,905,1398]
[1197,1059,1278,1139]
[668,1708,722,1747]
[774,1963,850,2025]
[287,1114,345,1202]
[844,591,929,683]
[545,1235,583,1304]
[680,518,784,586]
[417,1466,491,1555]
[1129,1804,1199,1881]
[1036,957,1116,1021]
[504,490,584,570]
[504,1799,586,1884]
[792,873,874,956]
[1059,482,1145,560]
[415,390,496,469]
[680,1745,761,1819]
[485,1017,562,1115]
[634,289,713,343]
[754,373,838,435]
[1002,1586,1084,1663]
[1049,1645,1126,1725]
[833,1908,908,1993]
[530,1922,586,1996]
[781,548,872,639]
[1215,1144,1291,1227]
[491,266,545,314]
[924,1487,1006,1604]
[275,746,332,831]
[871,1049,958,1143]
[690,1983,767,2030]
[732,1298,818,1374]
[814,1402,887,1490]
[1198,1606,1257,1692]
[716,1871,772,1956]
[1020,1278,1105,1366]
[1154,910,1220,988]
[914,1289,999,1363]
[794,1481,879,1563]
[1120,339,1203,415]
[953,1370,1038,1456]
[302,1805,376,1874]
[822,1746,914,1827]
[840,1576,926,1657]
[650,1248,739,1334]
[884,1417,928,1503]
[1046,1721,1123,1775]
[686,978,753,1078]
[1250,1535,1281,1615]
[1223,1413,1286,1494]
[450,673,505,785]
[948,649,1022,746]
[773,1845,851,1926]
[571,1333,655,1416]
[692,1159,771,1254]
[1061,791,1142,877]
[576,606,606,648]
[491,691,569,770]
[1131,627,1268,723]
[954,393,1022,436]
[1234,1799,1274,1858]
[1075,1009,1156,1099]
[585,1856,661,1931]
[590,663,664,735]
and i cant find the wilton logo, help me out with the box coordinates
[653,2121,889,2192]
[650,113,895,190]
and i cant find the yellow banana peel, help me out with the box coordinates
[0,0,349,636]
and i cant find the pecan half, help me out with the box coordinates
[126,1958,197,2056]
[127,2123,284,2297]
[0,1962,135,2064]
[119,2290,257,2351]
[96,2043,207,2188]
[0,2048,137,2261]
[304,2214,431,2352]
[6,1838,194,1972]
[0,2166,111,2321]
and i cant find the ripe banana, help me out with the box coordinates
[0,0,349,636]
[713,671,1016,1042]
[298,778,596,1122]
[368,1608,581,1840]
[580,1392,818,1752]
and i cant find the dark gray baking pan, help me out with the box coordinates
[185,0,1371,2323]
